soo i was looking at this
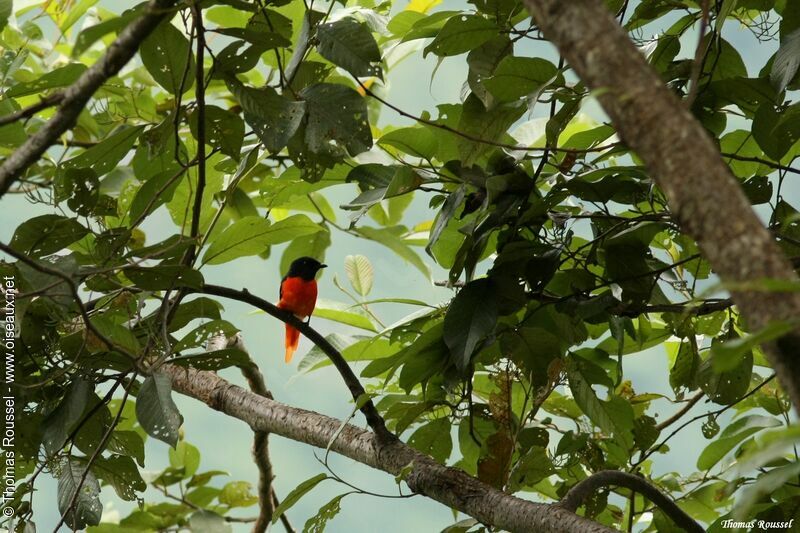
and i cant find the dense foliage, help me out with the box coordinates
[2,0,800,531]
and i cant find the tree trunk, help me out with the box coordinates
[523,0,800,411]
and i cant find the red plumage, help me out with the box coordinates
[277,257,325,362]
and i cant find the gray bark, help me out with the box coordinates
[163,364,615,533]
[0,0,179,196]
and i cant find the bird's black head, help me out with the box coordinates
[286,256,327,280]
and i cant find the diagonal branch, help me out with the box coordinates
[162,364,616,533]
[523,0,800,413]
[0,0,179,198]
[558,470,703,532]
[195,284,394,443]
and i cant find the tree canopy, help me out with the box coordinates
[2,0,800,532]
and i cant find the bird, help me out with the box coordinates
[277,257,327,362]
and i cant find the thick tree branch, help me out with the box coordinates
[559,471,703,533]
[162,364,615,533]
[196,284,394,443]
[524,0,800,412]
[0,0,179,198]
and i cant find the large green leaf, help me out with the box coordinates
[6,63,87,97]
[301,83,373,156]
[408,418,452,463]
[483,56,559,102]
[697,415,781,471]
[313,299,377,331]
[88,455,146,501]
[356,226,431,279]
[42,378,92,456]
[202,215,322,265]
[228,80,306,153]
[443,278,498,372]
[698,338,754,405]
[135,373,183,447]
[344,254,374,296]
[271,474,329,525]
[57,460,103,530]
[189,511,232,533]
[424,15,497,57]
[189,105,245,161]
[567,363,634,453]
[317,17,382,78]
[771,28,800,93]
[11,215,89,257]
[140,20,195,95]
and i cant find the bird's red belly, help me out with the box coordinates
[278,277,318,318]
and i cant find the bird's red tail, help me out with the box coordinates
[285,324,300,363]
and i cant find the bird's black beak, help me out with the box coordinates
[320,264,328,269]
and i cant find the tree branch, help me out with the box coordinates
[524,0,800,413]
[559,470,703,533]
[0,0,179,198]
[196,284,394,443]
[162,364,616,533]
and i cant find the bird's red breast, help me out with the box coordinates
[277,276,318,318]
[277,276,318,363]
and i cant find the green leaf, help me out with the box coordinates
[344,254,374,297]
[378,127,438,159]
[698,338,754,405]
[188,511,232,533]
[73,9,139,57]
[11,214,89,257]
[42,378,92,456]
[136,373,183,447]
[172,319,239,352]
[313,298,377,331]
[88,455,146,501]
[124,265,203,291]
[443,278,498,372]
[228,80,306,153]
[169,441,201,478]
[129,169,184,223]
[356,226,431,279]
[271,474,329,525]
[457,94,525,165]
[426,185,465,258]
[202,215,322,265]
[107,430,146,468]
[189,105,245,161]
[771,28,800,93]
[302,83,373,156]
[140,20,195,95]
[0,0,11,32]
[57,460,103,530]
[317,17,382,78]
[408,418,452,463]
[424,15,497,57]
[6,63,87,97]
[302,493,346,533]
[483,57,558,102]
[669,341,700,392]
[59,0,99,32]
[218,481,258,507]
[567,363,634,452]
[697,415,781,470]
[63,125,144,176]
[171,348,252,371]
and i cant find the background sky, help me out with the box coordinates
[0,0,791,531]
